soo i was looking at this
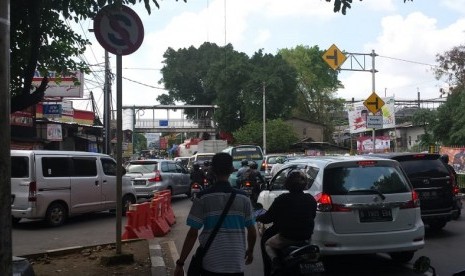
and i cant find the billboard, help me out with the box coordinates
[32,71,84,98]
[357,136,391,154]
[347,97,396,134]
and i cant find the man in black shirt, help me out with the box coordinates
[256,170,317,272]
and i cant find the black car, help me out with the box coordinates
[371,153,458,231]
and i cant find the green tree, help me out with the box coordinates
[433,45,465,145]
[279,45,344,141]
[10,0,185,113]
[158,43,298,133]
[133,133,147,153]
[326,0,414,15]
[412,108,437,147]
[233,119,298,153]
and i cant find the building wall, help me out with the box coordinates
[286,118,324,142]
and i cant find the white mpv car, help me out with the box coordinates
[257,155,425,262]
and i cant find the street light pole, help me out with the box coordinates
[262,82,266,155]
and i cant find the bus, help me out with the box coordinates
[222,145,265,186]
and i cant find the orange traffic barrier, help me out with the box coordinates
[150,198,170,236]
[122,202,155,240]
[159,190,176,226]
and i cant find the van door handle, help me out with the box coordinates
[103,180,107,183]
[95,180,99,186]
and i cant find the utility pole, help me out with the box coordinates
[0,0,12,274]
[262,82,266,155]
[104,50,111,155]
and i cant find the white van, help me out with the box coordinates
[10,150,137,226]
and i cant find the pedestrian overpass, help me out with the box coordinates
[122,105,218,134]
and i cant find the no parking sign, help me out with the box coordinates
[93,5,144,55]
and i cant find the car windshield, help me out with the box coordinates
[127,163,157,173]
[323,165,410,195]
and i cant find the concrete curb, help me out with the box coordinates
[149,239,179,276]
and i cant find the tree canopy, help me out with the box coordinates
[279,45,345,141]
[233,119,298,153]
[9,0,411,114]
[158,42,298,133]
[9,0,186,113]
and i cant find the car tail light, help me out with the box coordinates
[356,161,377,167]
[28,181,37,202]
[192,183,201,189]
[261,161,266,171]
[453,185,460,195]
[244,181,252,187]
[315,193,350,212]
[400,190,420,209]
[148,170,162,182]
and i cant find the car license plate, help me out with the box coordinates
[419,191,438,200]
[133,180,146,186]
[359,208,392,222]
[299,261,325,274]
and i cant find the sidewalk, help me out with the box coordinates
[150,238,179,276]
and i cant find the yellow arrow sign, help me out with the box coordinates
[322,44,347,70]
[363,92,385,114]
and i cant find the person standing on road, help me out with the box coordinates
[174,152,257,276]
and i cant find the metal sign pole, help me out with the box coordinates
[116,54,123,254]
[371,50,377,153]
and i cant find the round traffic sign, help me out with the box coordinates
[93,5,144,55]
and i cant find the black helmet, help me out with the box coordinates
[248,161,258,170]
[285,170,308,193]
[241,159,249,166]
[193,162,200,170]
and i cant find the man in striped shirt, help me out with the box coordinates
[174,152,257,276]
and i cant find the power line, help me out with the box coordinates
[378,55,439,68]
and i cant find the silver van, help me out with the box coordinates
[11,150,137,226]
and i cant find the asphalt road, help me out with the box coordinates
[12,195,465,275]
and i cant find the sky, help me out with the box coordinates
[71,0,465,121]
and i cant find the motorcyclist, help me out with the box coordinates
[256,170,317,275]
[190,162,206,187]
[242,161,266,203]
[270,156,286,178]
[203,160,216,185]
[236,159,250,188]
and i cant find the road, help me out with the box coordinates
[12,195,465,275]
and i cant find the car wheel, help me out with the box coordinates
[122,194,136,216]
[428,221,447,232]
[390,251,415,263]
[45,202,67,227]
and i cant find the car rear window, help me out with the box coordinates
[323,165,410,195]
[395,159,450,178]
[196,155,213,162]
[127,162,157,173]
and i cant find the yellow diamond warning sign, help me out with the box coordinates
[322,44,347,70]
[363,92,385,114]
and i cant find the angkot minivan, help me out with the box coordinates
[11,150,137,226]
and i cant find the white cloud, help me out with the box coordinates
[338,11,465,101]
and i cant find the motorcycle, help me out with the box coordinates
[190,178,209,201]
[240,178,265,208]
[255,208,325,276]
